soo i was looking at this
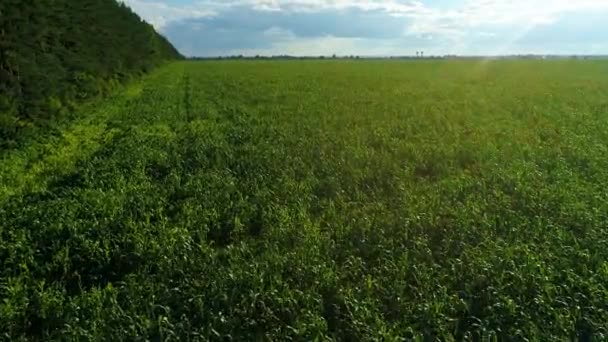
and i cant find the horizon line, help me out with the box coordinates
[186,54,608,59]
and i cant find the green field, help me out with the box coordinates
[2,60,608,340]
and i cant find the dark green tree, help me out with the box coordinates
[0,0,182,147]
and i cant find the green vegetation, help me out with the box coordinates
[2,60,608,340]
[0,0,181,148]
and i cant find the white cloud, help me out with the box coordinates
[402,0,608,38]
[120,0,215,30]
[263,26,297,40]
[125,0,608,36]
[123,0,608,55]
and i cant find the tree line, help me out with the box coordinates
[0,0,181,147]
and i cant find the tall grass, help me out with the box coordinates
[1,60,608,340]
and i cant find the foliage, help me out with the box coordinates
[2,60,608,340]
[0,0,181,147]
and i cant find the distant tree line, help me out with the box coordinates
[189,55,447,61]
[0,0,182,147]
[190,53,608,61]
[190,55,366,61]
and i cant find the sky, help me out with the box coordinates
[122,0,608,57]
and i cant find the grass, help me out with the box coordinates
[2,60,608,340]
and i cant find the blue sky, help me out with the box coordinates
[122,0,608,57]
